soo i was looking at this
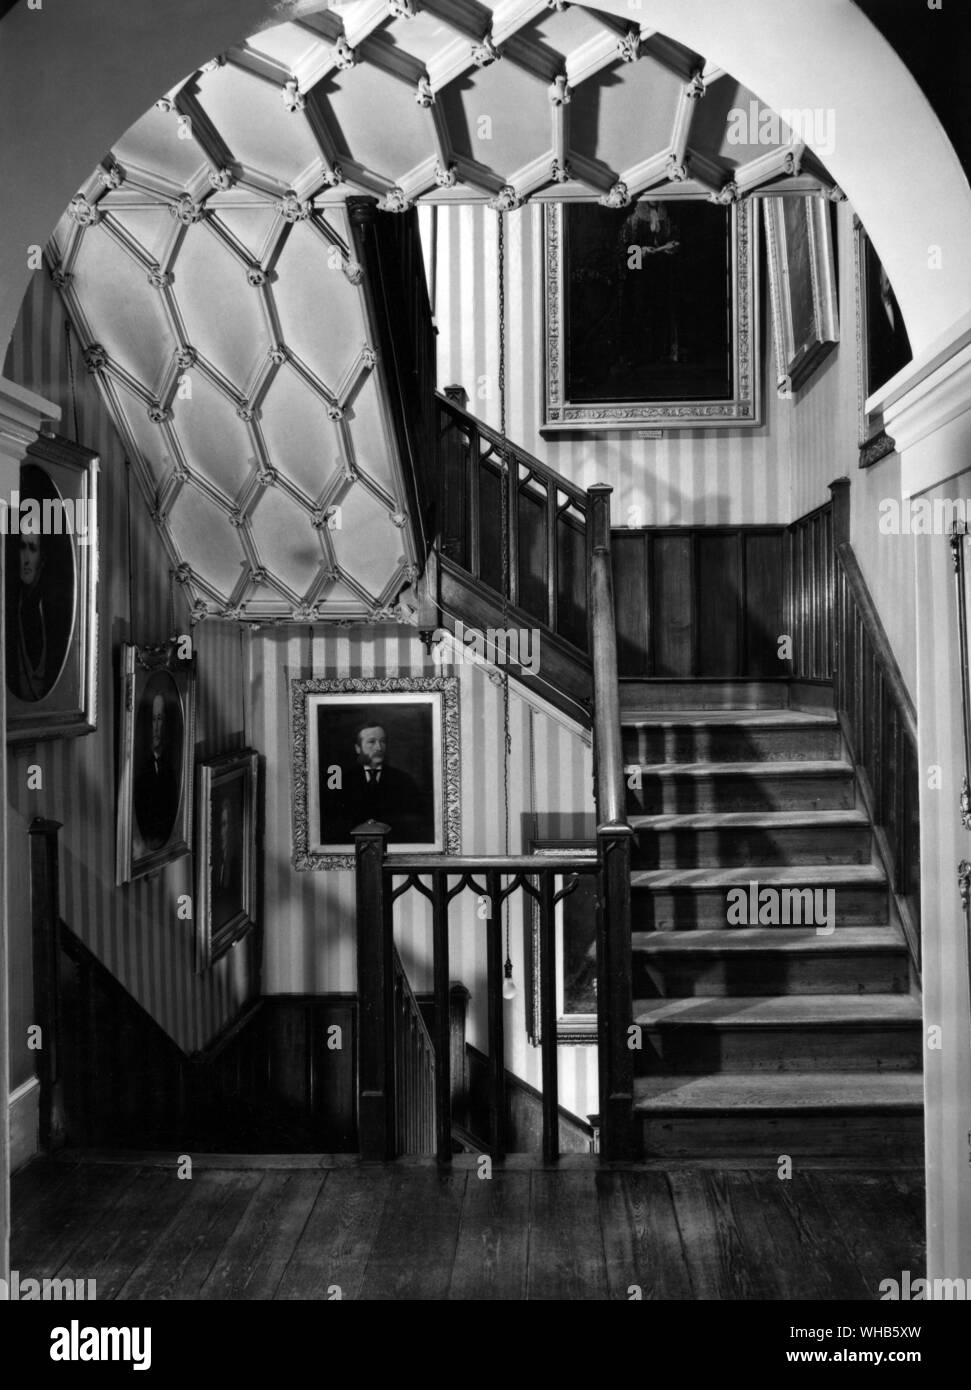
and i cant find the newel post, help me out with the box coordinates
[353,820,395,1160]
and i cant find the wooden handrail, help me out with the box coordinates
[836,541,917,747]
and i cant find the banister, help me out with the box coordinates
[836,540,917,747]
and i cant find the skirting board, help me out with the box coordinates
[9,1076,39,1174]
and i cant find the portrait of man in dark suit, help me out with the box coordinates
[317,707,435,848]
[4,464,75,704]
[210,783,244,929]
[133,674,183,852]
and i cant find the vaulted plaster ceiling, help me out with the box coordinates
[45,0,835,625]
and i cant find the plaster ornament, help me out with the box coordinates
[83,344,108,372]
[229,510,246,528]
[176,347,197,369]
[148,405,171,424]
[327,403,345,421]
[381,187,411,212]
[191,599,209,622]
[50,268,71,290]
[361,344,378,368]
[292,603,318,622]
[709,180,740,204]
[389,0,417,16]
[322,568,341,585]
[416,76,435,108]
[170,195,205,224]
[311,507,328,529]
[548,1,569,10]
[279,192,311,222]
[68,196,100,227]
[250,567,268,584]
[783,147,803,177]
[268,345,287,364]
[175,563,193,584]
[617,30,641,63]
[551,159,572,184]
[490,186,523,211]
[150,507,167,526]
[236,405,254,422]
[685,71,706,99]
[221,604,245,620]
[599,182,631,208]
[201,55,226,72]
[434,161,457,188]
[155,96,176,113]
[390,511,408,529]
[258,467,278,486]
[281,79,306,112]
[828,184,847,202]
[208,166,235,191]
[549,75,571,106]
[666,155,688,182]
[471,36,501,67]
[342,258,365,284]
[333,35,356,70]
[247,267,267,287]
[98,163,125,189]
[173,462,191,483]
[148,267,172,288]
[320,162,343,186]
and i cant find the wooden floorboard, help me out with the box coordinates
[357,1168,467,1301]
[448,1170,531,1300]
[526,1170,609,1300]
[10,1157,926,1301]
[275,1168,393,1301]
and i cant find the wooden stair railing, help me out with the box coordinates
[392,943,437,1154]
[434,389,592,722]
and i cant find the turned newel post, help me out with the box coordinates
[353,820,395,1160]
[29,817,65,1150]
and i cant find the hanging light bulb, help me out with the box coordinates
[502,956,517,1001]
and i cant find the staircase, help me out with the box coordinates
[621,689,924,1162]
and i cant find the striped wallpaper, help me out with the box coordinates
[253,624,599,1120]
[4,270,254,1059]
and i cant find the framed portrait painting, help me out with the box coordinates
[195,748,260,972]
[4,433,99,744]
[525,842,599,1045]
[116,642,195,883]
[854,218,913,466]
[543,198,760,431]
[290,675,460,870]
[763,194,839,397]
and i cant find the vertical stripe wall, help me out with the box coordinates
[253,624,598,1119]
[4,271,253,1058]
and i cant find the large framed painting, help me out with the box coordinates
[543,198,760,431]
[195,748,260,972]
[763,194,839,397]
[4,433,99,743]
[854,218,913,466]
[290,675,461,870]
[526,841,599,1045]
[116,641,196,883]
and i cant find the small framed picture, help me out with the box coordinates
[290,675,461,870]
[195,749,260,972]
[526,843,599,1045]
[116,641,195,883]
[4,433,99,743]
[763,194,839,397]
[854,218,913,466]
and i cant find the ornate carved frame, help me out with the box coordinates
[195,747,260,973]
[763,194,839,398]
[542,199,761,431]
[5,433,100,744]
[854,216,903,468]
[290,675,461,871]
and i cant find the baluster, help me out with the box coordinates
[539,869,559,1164]
[486,868,506,1160]
[353,822,394,1160]
[432,870,452,1163]
[507,454,520,609]
[546,482,558,633]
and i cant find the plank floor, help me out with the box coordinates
[10,1156,925,1301]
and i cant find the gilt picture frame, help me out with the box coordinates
[763,194,839,397]
[543,198,761,431]
[116,641,196,884]
[526,841,599,1045]
[195,748,260,973]
[854,217,913,467]
[4,433,99,744]
[290,675,461,870]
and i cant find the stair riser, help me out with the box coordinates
[634,953,911,997]
[638,1113,924,1162]
[637,1026,922,1073]
[623,727,842,765]
[627,774,855,815]
[631,824,871,869]
[634,885,889,930]
[620,680,789,710]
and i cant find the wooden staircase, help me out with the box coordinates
[621,694,924,1162]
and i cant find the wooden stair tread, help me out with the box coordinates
[633,994,921,1026]
[629,809,868,832]
[633,1072,924,1112]
[622,709,839,728]
[632,927,906,954]
[631,863,885,889]
[628,759,851,777]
